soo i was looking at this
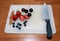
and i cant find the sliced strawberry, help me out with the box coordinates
[12,15,18,21]
[19,15,25,21]
[24,15,29,19]
[16,11,21,17]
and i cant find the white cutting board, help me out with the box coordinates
[4,5,56,34]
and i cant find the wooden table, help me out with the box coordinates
[0,0,60,41]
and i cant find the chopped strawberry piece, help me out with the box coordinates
[24,15,29,19]
[19,15,25,21]
[12,15,18,21]
[16,11,21,17]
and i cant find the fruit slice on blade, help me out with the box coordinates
[19,15,25,21]
[12,15,18,21]
[16,11,21,17]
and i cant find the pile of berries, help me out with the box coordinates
[12,8,33,21]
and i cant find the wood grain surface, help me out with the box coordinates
[0,0,60,41]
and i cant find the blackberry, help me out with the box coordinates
[29,8,33,12]
[13,25,15,28]
[12,22,15,28]
[25,9,28,13]
[21,8,25,12]
[23,21,27,24]
[12,22,15,25]
[27,13,32,17]
[18,27,21,30]
[16,25,18,28]
[24,24,26,26]
[17,23,22,26]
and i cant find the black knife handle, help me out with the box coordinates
[45,19,52,39]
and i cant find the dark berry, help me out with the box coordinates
[27,13,32,17]
[25,9,28,13]
[16,25,18,28]
[17,23,22,26]
[23,21,27,27]
[12,22,15,24]
[17,23,20,25]
[21,8,25,12]
[24,24,26,26]
[23,21,27,24]
[12,22,15,28]
[13,25,15,28]
[29,8,33,12]
[19,24,22,26]
[18,27,21,30]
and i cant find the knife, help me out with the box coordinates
[42,3,52,39]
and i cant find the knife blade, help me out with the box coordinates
[42,3,52,39]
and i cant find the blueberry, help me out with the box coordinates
[24,24,26,26]
[23,21,27,24]
[17,23,22,26]
[27,13,32,17]
[21,8,25,12]
[16,25,18,28]
[25,9,28,13]
[29,8,33,12]
[12,22,15,28]
[21,8,28,13]
[23,21,27,27]
[18,27,21,30]
[12,22,15,25]
[19,24,22,26]
[13,25,15,28]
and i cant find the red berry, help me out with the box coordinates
[16,11,21,17]
[24,15,29,19]
[12,15,18,21]
[19,15,25,21]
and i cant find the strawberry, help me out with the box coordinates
[16,11,21,17]
[19,15,25,21]
[24,15,29,19]
[12,15,18,21]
